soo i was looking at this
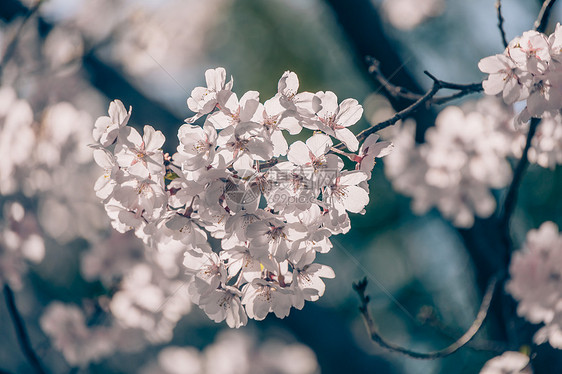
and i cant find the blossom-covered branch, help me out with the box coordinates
[353,275,498,360]
[92,68,394,328]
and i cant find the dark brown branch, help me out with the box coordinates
[535,0,558,33]
[357,76,440,138]
[499,118,540,238]
[353,276,499,360]
[333,71,483,151]
[365,57,483,105]
[496,0,509,49]
[3,285,48,374]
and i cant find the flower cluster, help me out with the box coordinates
[507,221,562,349]
[384,98,515,228]
[92,68,392,327]
[41,230,194,367]
[139,329,319,374]
[0,86,103,288]
[479,24,562,123]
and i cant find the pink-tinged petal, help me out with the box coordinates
[93,116,111,140]
[217,90,239,114]
[278,115,301,134]
[478,55,504,74]
[288,141,311,165]
[340,185,369,213]
[502,77,523,104]
[143,125,165,150]
[278,71,299,96]
[93,149,114,169]
[246,138,273,161]
[264,96,284,116]
[360,133,380,150]
[313,264,335,279]
[233,153,254,172]
[336,98,363,127]
[208,111,234,130]
[294,92,315,114]
[340,171,368,186]
[306,133,332,157]
[122,126,143,147]
[99,128,119,147]
[108,99,130,126]
[94,175,113,199]
[334,127,359,152]
[527,92,546,117]
[270,130,288,157]
[371,141,394,158]
[482,74,506,96]
[313,91,338,116]
[325,154,344,170]
[239,91,260,122]
[205,67,226,92]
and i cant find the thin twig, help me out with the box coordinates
[333,70,481,151]
[535,0,558,33]
[417,306,507,354]
[499,118,540,235]
[0,1,42,82]
[353,275,499,360]
[3,285,48,374]
[367,57,421,101]
[496,0,509,49]
[333,75,441,151]
[365,57,483,105]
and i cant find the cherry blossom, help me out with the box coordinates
[93,99,131,147]
[507,221,562,349]
[480,24,562,121]
[92,67,391,327]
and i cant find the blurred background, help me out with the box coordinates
[1,0,562,373]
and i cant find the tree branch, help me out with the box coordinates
[499,118,540,241]
[535,0,558,33]
[353,275,499,360]
[332,70,482,151]
[496,0,509,49]
[365,57,483,105]
[3,285,47,374]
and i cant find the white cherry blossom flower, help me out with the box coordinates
[355,133,393,177]
[186,67,233,123]
[174,123,217,171]
[479,54,529,104]
[93,99,131,146]
[242,278,294,320]
[312,91,363,151]
[115,125,165,179]
[207,90,260,130]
